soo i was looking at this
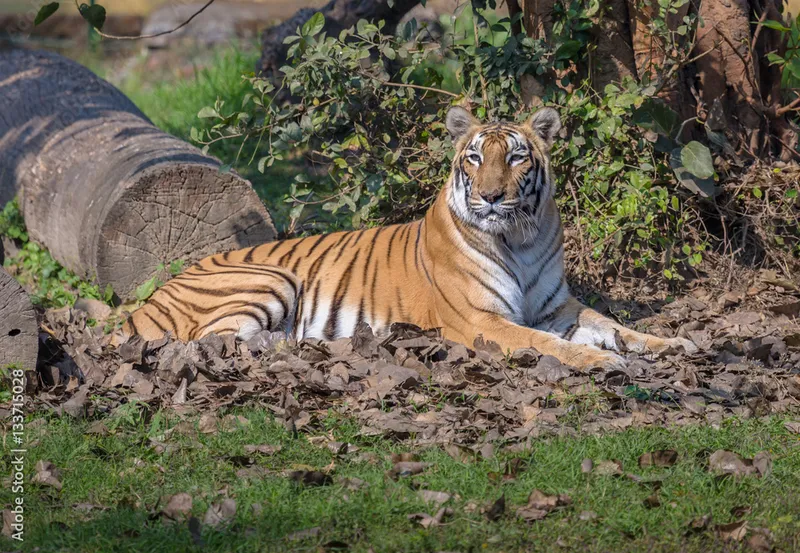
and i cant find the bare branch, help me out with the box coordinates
[75,0,216,40]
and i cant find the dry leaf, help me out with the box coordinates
[417,490,452,507]
[593,460,623,476]
[162,493,193,521]
[243,444,282,456]
[715,520,748,542]
[708,450,756,477]
[580,458,593,473]
[202,498,236,528]
[31,460,62,490]
[197,414,219,435]
[290,470,333,486]
[516,489,570,522]
[784,421,800,434]
[638,450,678,468]
[643,493,661,508]
[408,507,452,529]
[389,461,430,479]
[485,494,505,521]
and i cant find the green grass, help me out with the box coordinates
[4,408,799,552]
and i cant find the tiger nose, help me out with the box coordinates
[480,191,504,204]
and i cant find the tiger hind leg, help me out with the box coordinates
[122,259,300,343]
[550,297,697,355]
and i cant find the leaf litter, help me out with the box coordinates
[17,285,800,450]
[8,282,800,540]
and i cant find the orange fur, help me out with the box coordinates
[124,108,696,369]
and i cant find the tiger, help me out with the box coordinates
[121,106,697,370]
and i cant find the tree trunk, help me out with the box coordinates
[0,47,277,300]
[0,266,39,371]
[519,0,797,161]
[257,0,421,78]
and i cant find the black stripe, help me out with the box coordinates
[523,242,563,294]
[537,279,566,316]
[207,258,299,296]
[333,232,358,263]
[324,250,360,339]
[266,241,284,257]
[351,230,366,247]
[306,236,347,288]
[401,225,412,274]
[370,253,379,324]
[357,297,365,328]
[361,227,385,285]
[305,234,328,257]
[563,322,579,341]
[310,280,322,327]
[432,279,469,323]
[278,240,304,267]
[461,267,515,313]
[385,225,403,265]
[413,220,423,271]
[143,312,167,332]
[127,315,139,335]
[243,246,259,263]
[157,287,201,327]
[149,299,179,332]
[198,310,264,338]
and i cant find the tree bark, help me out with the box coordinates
[0,266,39,371]
[517,0,796,160]
[257,0,421,78]
[0,47,277,300]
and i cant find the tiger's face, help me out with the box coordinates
[444,106,562,236]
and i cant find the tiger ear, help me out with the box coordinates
[529,107,562,146]
[446,106,477,140]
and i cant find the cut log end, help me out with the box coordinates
[95,163,275,299]
[0,268,39,371]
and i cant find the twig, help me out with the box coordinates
[776,96,800,116]
[471,10,489,107]
[566,177,587,274]
[75,0,216,40]
[373,79,460,98]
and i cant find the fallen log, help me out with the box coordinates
[0,267,39,371]
[0,47,276,299]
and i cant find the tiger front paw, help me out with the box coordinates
[654,336,699,355]
[562,345,627,371]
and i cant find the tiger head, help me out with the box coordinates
[444,106,562,236]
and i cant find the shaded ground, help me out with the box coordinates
[22,269,800,443]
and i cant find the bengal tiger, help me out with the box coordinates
[122,106,697,370]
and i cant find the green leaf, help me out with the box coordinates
[680,141,715,179]
[670,148,717,199]
[766,52,785,65]
[632,98,679,137]
[135,276,158,302]
[760,19,790,32]
[79,3,106,30]
[197,106,220,119]
[554,40,582,61]
[302,12,325,37]
[34,2,59,26]
[169,259,185,276]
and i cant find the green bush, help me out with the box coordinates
[0,199,112,308]
[192,5,726,283]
